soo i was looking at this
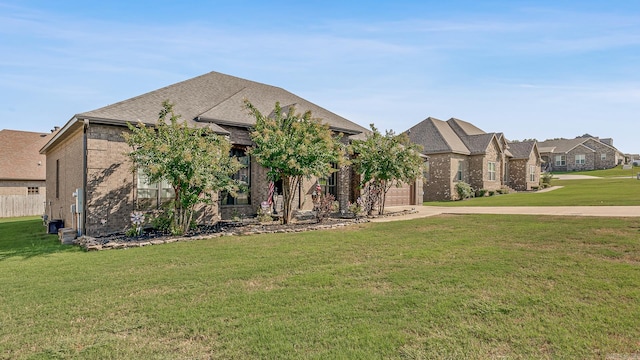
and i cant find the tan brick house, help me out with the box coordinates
[506,141,541,191]
[538,136,624,172]
[40,71,420,236]
[405,117,545,201]
[405,117,510,201]
[0,129,50,196]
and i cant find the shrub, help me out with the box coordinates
[488,190,496,196]
[347,197,364,216]
[455,182,474,200]
[475,189,487,197]
[314,193,337,223]
[541,172,553,186]
[256,207,274,223]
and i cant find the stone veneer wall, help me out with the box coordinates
[468,141,502,192]
[424,153,469,201]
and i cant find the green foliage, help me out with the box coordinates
[455,181,474,200]
[350,124,423,214]
[541,171,553,185]
[475,189,487,197]
[245,100,345,224]
[124,100,243,234]
[313,193,337,223]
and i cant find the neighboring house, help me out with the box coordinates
[406,117,510,201]
[538,136,624,172]
[506,141,541,191]
[41,71,421,237]
[0,129,51,217]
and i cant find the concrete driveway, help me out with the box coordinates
[371,205,640,222]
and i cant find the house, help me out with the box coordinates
[40,71,421,237]
[506,141,542,191]
[404,117,542,201]
[0,129,51,217]
[538,136,624,172]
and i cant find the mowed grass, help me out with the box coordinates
[425,177,640,206]
[553,164,640,178]
[1,216,639,359]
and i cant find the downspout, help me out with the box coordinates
[81,119,89,236]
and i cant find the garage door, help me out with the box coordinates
[384,182,412,206]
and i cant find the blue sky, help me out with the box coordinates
[1,1,639,152]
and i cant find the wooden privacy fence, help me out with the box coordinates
[0,194,46,218]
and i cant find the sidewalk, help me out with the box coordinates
[371,205,640,222]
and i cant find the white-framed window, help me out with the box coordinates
[223,147,251,205]
[529,165,536,182]
[455,161,463,181]
[601,153,606,161]
[575,154,585,165]
[488,161,496,181]
[555,155,566,166]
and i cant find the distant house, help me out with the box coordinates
[406,118,508,200]
[538,136,624,172]
[40,71,422,237]
[0,129,51,217]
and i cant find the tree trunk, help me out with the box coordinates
[282,175,301,224]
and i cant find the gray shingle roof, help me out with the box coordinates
[405,117,470,155]
[508,141,536,159]
[537,138,589,153]
[447,118,486,136]
[77,71,367,137]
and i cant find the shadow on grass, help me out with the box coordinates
[0,218,80,261]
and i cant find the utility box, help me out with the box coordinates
[637,173,640,180]
[47,219,64,234]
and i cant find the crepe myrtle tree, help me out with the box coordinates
[245,100,346,224]
[350,124,423,215]
[125,100,243,235]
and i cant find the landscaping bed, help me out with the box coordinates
[74,208,418,251]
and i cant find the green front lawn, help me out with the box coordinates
[425,177,640,206]
[553,164,640,178]
[1,216,639,359]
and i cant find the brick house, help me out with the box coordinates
[405,117,511,201]
[40,71,421,236]
[405,117,544,201]
[0,129,53,217]
[506,141,541,191]
[538,136,624,172]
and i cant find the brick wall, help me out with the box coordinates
[0,181,45,196]
[44,124,84,231]
[424,153,467,201]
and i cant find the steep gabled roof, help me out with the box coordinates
[76,71,367,137]
[405,117,470,155]
[0,129,50,181]
[447,118,486,136]
[463,133,498,155]
[508,141,538,160]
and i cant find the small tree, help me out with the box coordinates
[125,100,243,235]
[245,100,345,224]
[351,124,423,215]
